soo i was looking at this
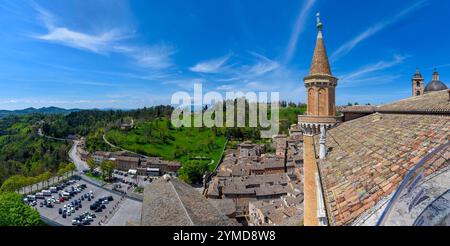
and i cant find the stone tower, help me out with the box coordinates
[299,13,342,136]
[298,13,342,226]
[412,69,424,97]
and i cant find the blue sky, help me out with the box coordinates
[0,0,449,110]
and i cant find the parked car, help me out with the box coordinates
[27,195,36,201]
[42,190,52,196]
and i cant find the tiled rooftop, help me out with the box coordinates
[337,105,377,113]
[317,113,449,225]
[378,90,450,114]
[338,90,450,115]
[141,176,238,226]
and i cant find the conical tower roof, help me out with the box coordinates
[309,13,331,76]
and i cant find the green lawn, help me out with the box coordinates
[105,118,226,171]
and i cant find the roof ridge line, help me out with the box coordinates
[168,180,194,226]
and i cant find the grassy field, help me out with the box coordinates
[105,118,227,170]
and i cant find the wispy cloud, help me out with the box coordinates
[37,28,128,54]
[283,0,316,64]
[341,55,407,81]
[32,2,129,54]
[331,0,427,61]
[189,51,279,82]
[338,55,408,87]
[246,51,280,76]
[31,3,175,70]
[190,54,232,73]
[213,52,280,83]
[127,45,176,69]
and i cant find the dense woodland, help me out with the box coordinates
[0,102,306,186]
[0,115,71,186]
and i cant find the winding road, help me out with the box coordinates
[38,127,89,172]
[69,140,89,172]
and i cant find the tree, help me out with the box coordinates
[100,160,115,181]
[87,158,97,173]
[178,161,209,184]
[0,192,42,226]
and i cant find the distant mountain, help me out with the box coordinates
[0,107,80,118]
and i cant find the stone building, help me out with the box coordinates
[238,141,265,157]
[298,13,342,226]
[412,69,424,96]
[272,135,287,157]
[140,157,181,174]
[298,13,450,226]
[413,68,448,97]
[78,148,89,162]
[424,68,448,93]
[91,151,111,164]
[116,156,140,170]
[300,13,339,122]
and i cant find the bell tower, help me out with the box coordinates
[298,12,342,226]
[412,69,424,97]
[299,12,342,136]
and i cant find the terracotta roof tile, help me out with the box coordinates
[317,113,449,226]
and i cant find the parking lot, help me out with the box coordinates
[105,170,156,194]
[26,177,133,226]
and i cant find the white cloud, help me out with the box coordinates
[246,52,280,76]
[32,4,175,70]
[331,0,427,61]
[130,45,176,69]
[190,54,232,73]
[336,55,408,88]
[341,55,407,81]
[283,0,317,64]
[37,27,127,54]
[212,52,280,83]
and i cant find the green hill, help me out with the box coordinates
[105,118,227,169]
